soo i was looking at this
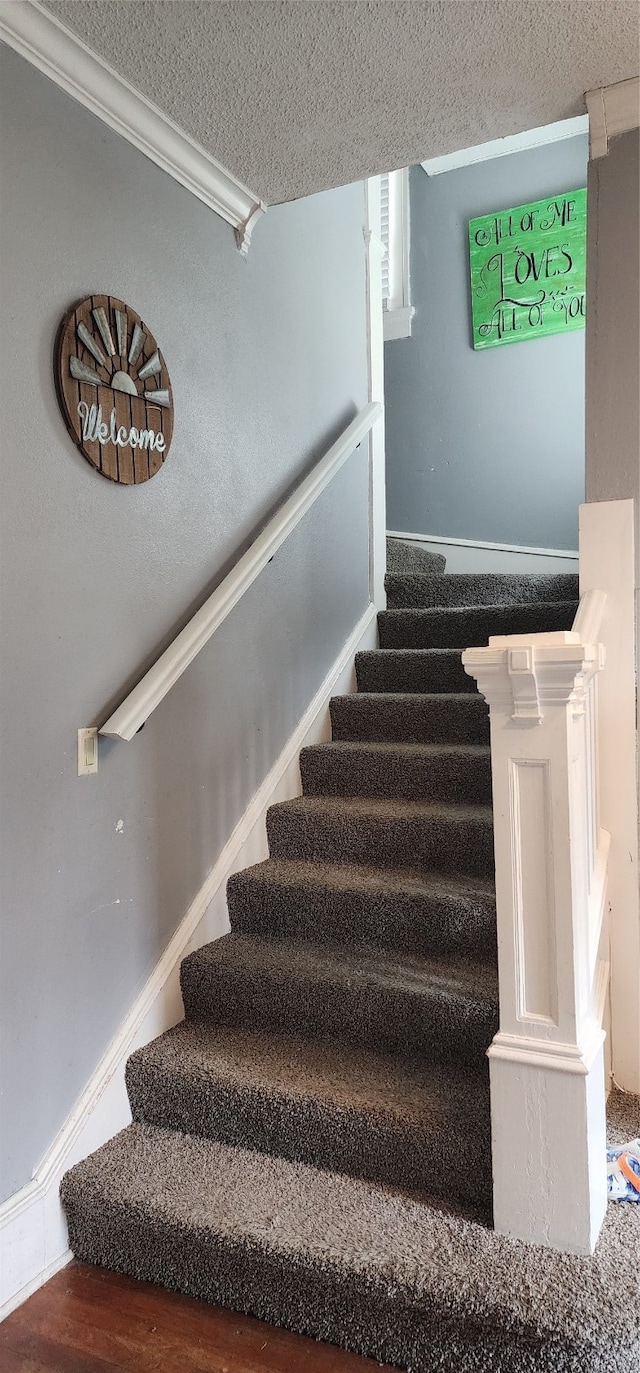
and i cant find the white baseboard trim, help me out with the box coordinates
[1,1250,72,1326]
[387,530,579,559]
[0,2,265,254]
[0,603,377,1322]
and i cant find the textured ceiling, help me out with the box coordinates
[43,1,639,203]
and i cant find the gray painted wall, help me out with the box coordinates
[0,44,369,1201]
[586,129,640,527]
[384,137,589,550]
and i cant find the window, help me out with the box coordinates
[380,168,414,341]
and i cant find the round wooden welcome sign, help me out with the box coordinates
[56,294,173,483]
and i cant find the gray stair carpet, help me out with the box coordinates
[386,535,446,574]
[379,599,578,649]
[59,571,637,1373]
[125,1022,492,1209]
[386,571,579,609]
[61,1093,639,1373]
[227,859,497,959]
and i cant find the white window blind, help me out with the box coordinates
[380,172,391,304]
[380,168,414,340]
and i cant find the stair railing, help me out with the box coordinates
[100,402,382,741]
[463,551,611,1255]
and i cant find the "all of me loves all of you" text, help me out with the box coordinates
[468,190,587,349]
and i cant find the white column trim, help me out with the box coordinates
[586,76,640,160]
[462,560,611,1252]
[364,179,387,609]
[0,1,265,254]
[579,500,639,1091]
[488,1021,606,1075]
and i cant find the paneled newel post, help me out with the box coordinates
[463,614,610,1255]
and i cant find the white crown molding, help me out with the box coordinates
[0,1,265,254]
[585,75,640,160]
[0,604,377,1320]
[421,115,589,176]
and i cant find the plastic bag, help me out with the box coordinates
[607,1139,640,1201]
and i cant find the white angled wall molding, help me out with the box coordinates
[421,115,589,176]
[387,530,579,559]
[0,605,377,1320]
[387,531,579,574]
[0,1,265,253]
[586,76,640,160]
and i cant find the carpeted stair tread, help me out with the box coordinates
[61,561,638,1370]
[125,1021,492,1208]
[227,857,497,958]
[180,932,498,1063]
[378,599,578,649]
[266,794,494,877]
[385,572,579,609]
[61,1100,640,1373]
[356,647,476,694]
[386,536,446,574]
[330,692,489,744]
[300,740,491,803]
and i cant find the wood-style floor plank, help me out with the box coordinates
[1,1263,399,1372]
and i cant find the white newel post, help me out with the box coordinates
[463,627,610,1255]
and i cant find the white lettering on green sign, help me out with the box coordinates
[469,189,587,349]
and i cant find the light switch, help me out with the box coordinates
[78,727,98,776]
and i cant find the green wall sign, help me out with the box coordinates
[469,188,587,349]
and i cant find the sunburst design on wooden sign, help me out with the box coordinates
[56,295,174,483]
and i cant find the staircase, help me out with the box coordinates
[61,564,639,1371]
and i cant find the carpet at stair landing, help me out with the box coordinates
[59,570,637,1373]
[61,1092,640,1373]
[386,536,446,575]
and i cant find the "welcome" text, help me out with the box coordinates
[77,402,166,453]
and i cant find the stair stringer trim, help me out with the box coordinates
[0,603,377,1321]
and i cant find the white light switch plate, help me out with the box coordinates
[78,727,98,776]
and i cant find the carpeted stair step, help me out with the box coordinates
[356,647,476,695]
[125,1021,492,1210]
[300,740,491,804]
[227,859,497,960]
[330,692,489,744]
[378,599,578,649]
[180,933,499,1064]
[266,794,494,877]
[385,572,579,609]
[61,1097,640,1373]
[386,536,446,574]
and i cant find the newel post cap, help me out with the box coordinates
[462,639,604,723]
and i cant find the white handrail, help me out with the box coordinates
[100,402,382,740]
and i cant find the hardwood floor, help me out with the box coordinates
[1,1263,399,1372]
